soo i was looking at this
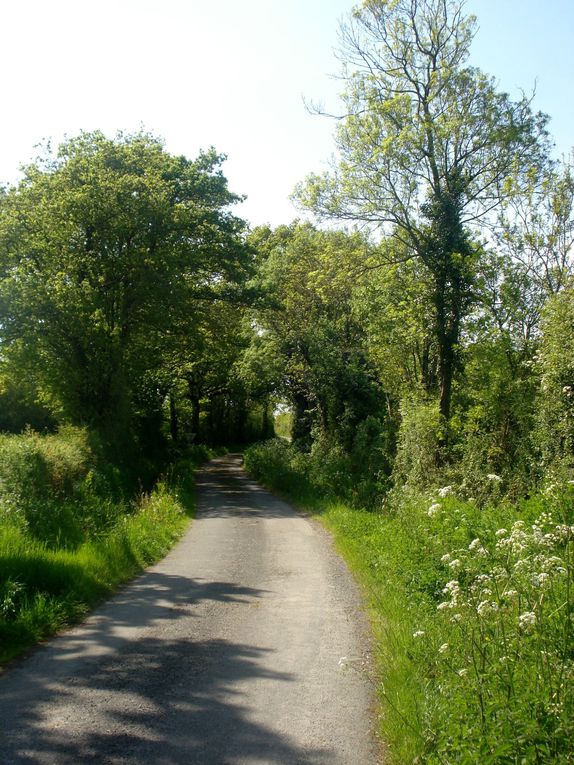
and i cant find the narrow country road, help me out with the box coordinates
[0,455,379,764]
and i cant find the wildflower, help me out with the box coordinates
[542,556,567,573]
[519,611,536,630]
[534,572,550,587]
[477,601,499,617]
[412,630,425,639]
[476,573,491,583]
[457,668,468,677]
[450,613,462,623]
[437,601,450,611]
[441,553,452,564]
[438,485,453,498]
[443,580,461,596]
[468,538,488,556]
[427,503,441,517]
[503,589,518,600]
[439,643,449,654]
[487,474,502,483]
[449,559,462,570]
[556,524,573,540]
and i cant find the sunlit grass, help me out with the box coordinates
[0,480,191,664]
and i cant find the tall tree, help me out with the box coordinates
[297,0,549,427]
[0,131,250,448]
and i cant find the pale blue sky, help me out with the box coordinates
[0,0,572,227]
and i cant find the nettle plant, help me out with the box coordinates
[422,483,573,760]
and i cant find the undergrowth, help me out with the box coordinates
[0,428,210,664]
[244,439,574,765]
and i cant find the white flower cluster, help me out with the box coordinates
[427,502,441,517]
[436,513,571,641]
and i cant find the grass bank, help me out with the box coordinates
[244,439,574,765]
[0,428,209,665]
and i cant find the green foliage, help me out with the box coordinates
[0,426,126,547]
[243,439,312,499]
[392,398,443,489]
[244,222,392,457]
[297,0,549,428]
[273,410,293,440]
[537,282,574,468]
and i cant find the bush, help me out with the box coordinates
[392,398,443,489]
[0,427,128,547]
[0,472,192,664]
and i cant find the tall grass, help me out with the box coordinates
[244,439,574,764]
[0,428,207,664]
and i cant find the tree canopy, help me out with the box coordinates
[0,131,259,455]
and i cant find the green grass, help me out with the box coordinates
[0,431,210,665]
[244,439,574,765]
[0,478,193,664]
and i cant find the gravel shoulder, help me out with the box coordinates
[0,454,380,764]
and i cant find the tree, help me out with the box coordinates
[0,131,251,451]
[497,155,574,298]
[536,282,574,467]
[297,0,549,429]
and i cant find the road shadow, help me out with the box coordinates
[0,577,332,764]
[196,457,298,520]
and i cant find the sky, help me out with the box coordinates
[1,0,572,228]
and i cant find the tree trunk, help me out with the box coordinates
[190,395,200,442]
[169,391,178,443]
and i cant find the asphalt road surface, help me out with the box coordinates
[0,455,379,764]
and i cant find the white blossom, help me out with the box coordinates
[519,611,537,630]
[477,600,499,617]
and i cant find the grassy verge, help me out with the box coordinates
[0,431,210,665]
[244,439,574,765]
